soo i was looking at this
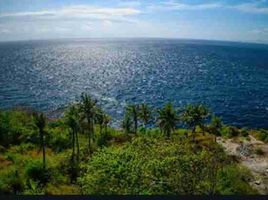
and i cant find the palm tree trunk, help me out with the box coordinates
[134,116,137,134]
[87,117,91,152]
[104,125,107,136]
[192,126,196,141]
[75,130,79,163]
[91,121,95,142]
[72,129,75,163]
[41,131,46,170]
[167,130,170,138]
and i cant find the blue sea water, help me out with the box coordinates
[0,39,267,128]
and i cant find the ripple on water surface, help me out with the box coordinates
[0,39,267,128]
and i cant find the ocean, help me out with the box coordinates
[0,38,267,128]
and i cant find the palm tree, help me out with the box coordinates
[157,103,178,138]
[126,104,139,134]
[209,115,223,142]
[139,103,151,128]
[122,113,132,134]
[78,93,97,152]
[33,112,46,170]
[95,108,111,146]
[103,114,111,137]
[182,104,209,141]
[95,107,110,135]
[65,105,80,163]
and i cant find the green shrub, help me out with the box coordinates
[0,168,25,194]
[78,136,228,195]
[220,126,239,138]
[46,129,71,152]
[258,130,268,143]
[0,111,34,147]
[23,179,45,195]
[25,160,51,185]
[240,128,249,137]
[217,165,258,194]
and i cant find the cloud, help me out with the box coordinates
[148,0,268,14]
[0,5,141,23]
[233,2,268,14]
[153,1,222,11]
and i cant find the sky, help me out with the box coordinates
[0,0,268,43]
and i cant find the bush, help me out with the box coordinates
[25,160,51,185]
[79,136,230,195]
[23,179,44,195]
[258,130,268,143]
[217,165,258,195]
[0,111,34,147]
[221,126,239,138]
[46,129,71,152]
[0,168,25,194]
[240,128,249,137]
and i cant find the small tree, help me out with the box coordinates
[33,112,46,170]
[126,105,139,134]
[157,103,178,138]
[182,104,209,141]
[78,93,98,152]
[95,108,111,147]
[122,113,132,134]
[65,105,80,163]
[139,103,151,129]
[209,115,223,142]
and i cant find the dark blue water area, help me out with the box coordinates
[0,38,267,128]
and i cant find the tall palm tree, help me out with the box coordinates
[95,107,106,135]
[157,103,178,138]
[33,112,46,170]
[122,113,132,134]
[78,93,97,152]
[65,105,80,163]
[182,104,209,141]
[139,103,151,128]
[127,104,139,134]
[209,115,223,142]
[95,108,111,146]
[103,113,111,137]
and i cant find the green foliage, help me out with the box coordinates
[46,128,71,152]
[256,129,268,143]
[23,179,45,195]
[0,100,264,195]
[139,103,151,126]
[181,104,210,141]
[240,128,249,137]
[209,115,223,136]
[0,110,34,147]
[0,167,25,194]
[122,113,132,134]
[25,160,51,184]
[78,136,247,195]
[126,104,139,134]
[220,126,240,138]
[157,103,178,138]
[217,165,258,194]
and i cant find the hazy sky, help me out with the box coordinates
[0,0,268,43]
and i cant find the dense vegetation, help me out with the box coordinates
[0,93,266,195]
